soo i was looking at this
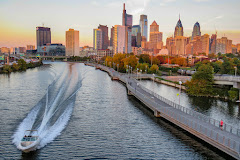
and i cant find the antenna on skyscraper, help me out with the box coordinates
[179,14,180,20]
[42,23,44,27]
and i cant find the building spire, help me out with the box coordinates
[179,14,180,20]
[123,3,125,10]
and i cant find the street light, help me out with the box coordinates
[140,70,142,82]
[152,73,155,88]
[137,68,139,80]
[117,64,119,72]
[234,66,237,76]
[145,65,147,74]
[179,80,182,105]
[126,65,128,75]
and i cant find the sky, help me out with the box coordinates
[0,0,240,48]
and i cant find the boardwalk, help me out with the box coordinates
[85,63,240,159]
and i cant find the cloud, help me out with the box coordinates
[201,15,223,26]
[194,0,210,2]
[159,0,176,6]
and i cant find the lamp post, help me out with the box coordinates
[137,68,139,80]
[126,65,128,75]
[145,65,147,74]
[140,70,142,82]
[152,73,155,88]
[110,62,111,68]
[117,64,119,72]
[234,66,237,76]
[179,81,182,105]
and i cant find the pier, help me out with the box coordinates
[85,63,240,159]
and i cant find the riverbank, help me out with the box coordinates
[0,59,43,74]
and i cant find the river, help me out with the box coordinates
[0,61,230,159]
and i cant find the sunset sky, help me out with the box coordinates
[0,0,239,48]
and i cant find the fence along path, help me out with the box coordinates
[86,63,240,159]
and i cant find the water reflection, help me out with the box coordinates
[139,80,240,128]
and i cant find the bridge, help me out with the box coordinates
[85,63,240,159]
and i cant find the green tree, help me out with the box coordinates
[186,64,214,96]
[149,64,159,73]
[139,54,150,64]
[12,63,20,71]
[17,59,27,71]
[2,65,12,73]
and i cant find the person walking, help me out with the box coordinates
[220,119,223,130]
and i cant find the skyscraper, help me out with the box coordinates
[122,3,133,28]
[36,27,51,51]
[140,15,148,41]
[132,25,141,47]
[201,34,210,55]
[149,21,163,50]
[174,16,184,38]
[210,34,217,54]
[98,25,109,49]
[110,26,114,46]
[66,29,79,56]
[192,22,201,40]
[113,25,131,54]
[93,29,102,50]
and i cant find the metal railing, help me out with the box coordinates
[127,82,240,156]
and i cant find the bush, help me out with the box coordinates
[228,88,239,101]
[2,65,12,73]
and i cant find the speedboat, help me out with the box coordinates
[18,130,40,153]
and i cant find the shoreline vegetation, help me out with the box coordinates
[0,59,43,74]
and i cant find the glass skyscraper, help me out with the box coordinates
[192,22,201,40]
[140,15,148,41]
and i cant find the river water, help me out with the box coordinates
[0,61,230,159]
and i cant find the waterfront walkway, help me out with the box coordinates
[86,63,240,159]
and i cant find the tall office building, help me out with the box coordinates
[122,3,133,28]
[93,29,102,50]
[210,34,217,54]
[113,25,131,54]
[110,26,114,46]
[201,34,210,55]
[66,29,79,56]
[98,25,109,49]
[174,16,184,38]
[36,27,51,51]
[132,25,141,47]
[192,22,201,40]
[140,15,148,41]
[149,21,162,50]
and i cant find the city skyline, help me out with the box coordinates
[0,0,240,48]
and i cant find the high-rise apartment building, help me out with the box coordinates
[149,21,163,50]
[175,36,186,56]
[192,22,201,40]
[216,38,226,54]
[93,29,102,50]
[174,17,184,38]
[237,44,240,52]
[98,25,109,49]
[140,15,148,41]
[66,29,79,56]
[36,27,51,51]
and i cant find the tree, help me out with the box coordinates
[12,63,20,71]
[123,55,138,70]
[208,53,216,59]
[186,64,214,96]
[139,54,150,64]
[17,59,27,71]
[105,56,113,67]
[152,57,160,65]
[211,61,222,73]
[112,53,126,72]
[2,65,12,73]
[149,64,159,73]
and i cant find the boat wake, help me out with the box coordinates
[12,63,84,151]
